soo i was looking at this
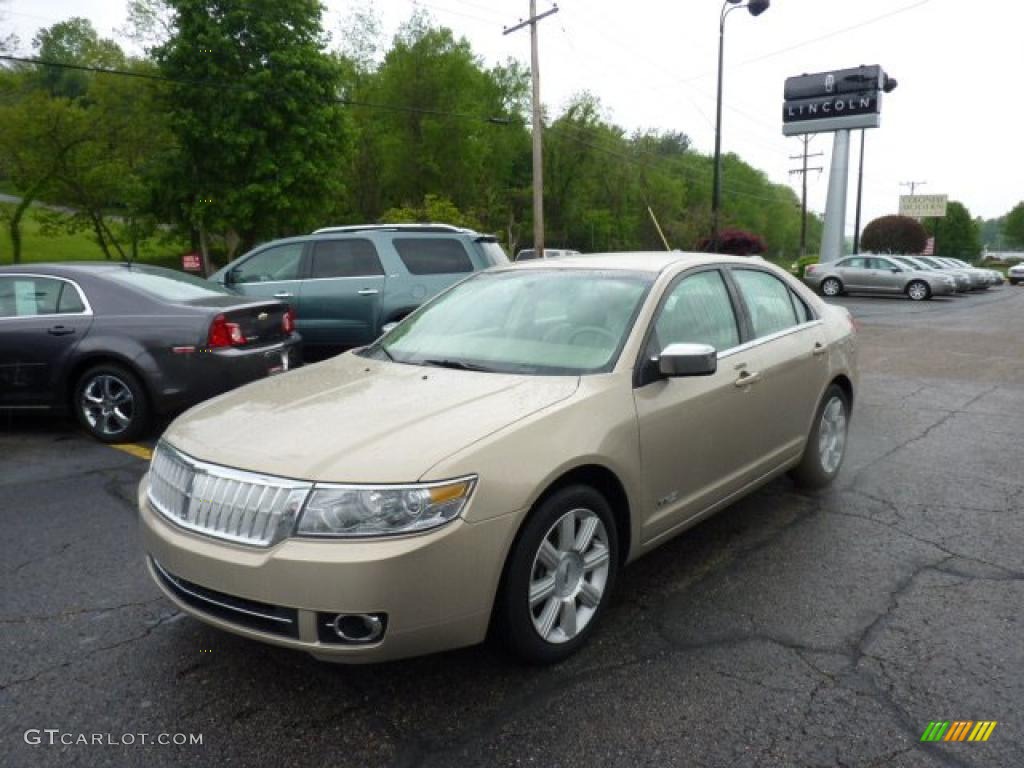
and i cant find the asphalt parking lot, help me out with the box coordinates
[2,287,1022,768]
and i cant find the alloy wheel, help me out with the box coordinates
[80,374,135,438]
[822,279,840,297]
[528,508,611,644]
[908,282,929,301]
[818,396,847,474]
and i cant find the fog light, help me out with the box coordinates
[319,613,386,644]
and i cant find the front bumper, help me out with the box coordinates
[139,480,520,663]
[932,281,956,296]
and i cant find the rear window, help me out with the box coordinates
[104,266,234,301]
[310,238,383,278]
[477,240,510,266]
[394,238,474,275]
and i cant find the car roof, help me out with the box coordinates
[504,251,761,274]
[311,223,482,236]
[0,262,146,277]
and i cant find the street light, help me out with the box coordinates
[711,0,770,252]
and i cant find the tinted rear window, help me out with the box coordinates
[104,267,234,301]
[394,238,474,275]
[310,239,384,278]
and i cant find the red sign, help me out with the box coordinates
[182,252,202,272]
[922,237,935,256]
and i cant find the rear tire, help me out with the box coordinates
[74,364,150,443]
[496,484,618,665]
[906,280,931,301]
[820,277,843,297]
[791,385,850,490]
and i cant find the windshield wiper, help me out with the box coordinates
[420,358,494,373]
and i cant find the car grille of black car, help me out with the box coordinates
[150,558,299,639]
[147,441,312,547]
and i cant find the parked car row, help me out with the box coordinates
[1008,262,1024,285]
[802,254,1003,301]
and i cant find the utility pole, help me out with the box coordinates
[505,2,558,259]
[788,135,823,258]
[900,180,927,196]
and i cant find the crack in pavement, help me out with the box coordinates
[0,597,165,625]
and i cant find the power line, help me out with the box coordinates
[789,135,824,258]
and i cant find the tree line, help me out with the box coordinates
[1,1,832,268]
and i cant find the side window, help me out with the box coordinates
[0,277,63,317]
[310,239,383,278]
[394,238,474,275]
[840,257,867,269]
[234,243,304,284]
[57,282,87,314]
[651,270,740,354]
[789,289,813,323]
[870,258,894,270]
[733,270,800,339]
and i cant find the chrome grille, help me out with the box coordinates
[147,442,311,547]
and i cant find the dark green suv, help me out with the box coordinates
[211,225,509,351]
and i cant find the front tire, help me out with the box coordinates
[821,277,843,297]
[791,385,850,490]
[496,485,618,664]
[906,280,931,301]
[74,364,150,443]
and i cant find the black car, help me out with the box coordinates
[0,263,301,442]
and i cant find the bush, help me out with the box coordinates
[860,216,928,255]
[696,228,766,256]
[790,255,820,277]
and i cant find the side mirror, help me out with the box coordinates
[224,267,240,285]
[380,321,399,336]
[890,267,902,273]
[658,343,717,378]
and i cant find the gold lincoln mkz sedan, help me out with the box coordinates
[139,253,857,664]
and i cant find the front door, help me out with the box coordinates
[633,268,769,545]
[300,238,386,347]
[0,275,93,406]
[228,241,306,309]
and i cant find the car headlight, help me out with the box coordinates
[295,477,476,538]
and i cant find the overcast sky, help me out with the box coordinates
[4,0,1022,233]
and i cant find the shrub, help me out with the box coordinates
[696,229,766,256]
[860,216,928,255]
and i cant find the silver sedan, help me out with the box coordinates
[803,255,956,301]
[891,256,970,293]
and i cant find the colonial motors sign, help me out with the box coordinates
[782,65,896,136]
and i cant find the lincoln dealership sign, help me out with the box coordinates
[782,65,894,136]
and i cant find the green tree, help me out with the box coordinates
[861,215,928,255]
[32,18,125,98]
[154,0,348,271]
[1004,202,1024,249]
[929,200,980,260]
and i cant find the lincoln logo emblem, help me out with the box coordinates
[825,74,835,93]
[257,312,268,321]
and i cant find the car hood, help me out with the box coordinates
[162,353,580,483]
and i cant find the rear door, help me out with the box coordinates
[835,257,869,290]
[386,236,478,318]
[300,238,386,347]
[864,257,902,293]
[0,275,93,406]
[728,267,829,463]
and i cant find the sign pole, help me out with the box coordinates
[821,129,851,262]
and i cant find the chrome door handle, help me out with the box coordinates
[357,289,380,296]
[47,325,75,336]
[734,371,762,388]
[812,343,827,357]
[273,292,294,299]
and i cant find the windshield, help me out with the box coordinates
[105,265,235,301]
[365,269,653,375]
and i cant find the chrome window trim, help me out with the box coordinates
[0,273,93,319]
[150,558,294,625]
[717,319,823,360]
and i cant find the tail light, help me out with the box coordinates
[208,314,246,348]
[805,264,819,274]
[282,307,295,335]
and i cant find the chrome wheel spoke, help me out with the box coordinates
[537,540,560,571]
[583,544,609,572]
[574,516,598,553]
[530,575,556,607]
[536,597,559,639]
[558,599,577,638]
[579,581,602,608]
[111,408,132,429]
[557,512,576,552]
